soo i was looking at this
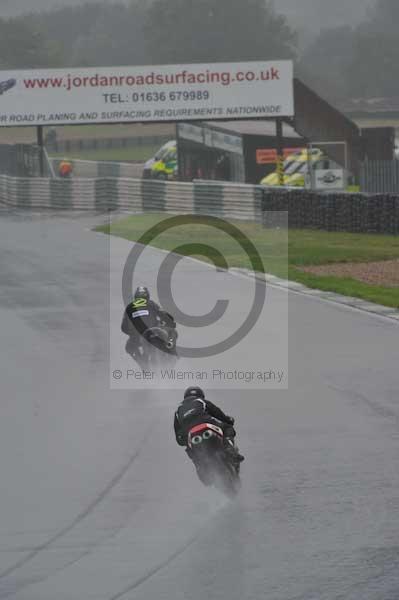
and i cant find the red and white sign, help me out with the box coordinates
[0,61,294,127]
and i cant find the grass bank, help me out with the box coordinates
[50,144,158,162]
[96,214,399,309]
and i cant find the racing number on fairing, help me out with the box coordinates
[133,298,147,308]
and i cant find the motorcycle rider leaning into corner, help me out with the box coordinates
[174,387,245,471]
[121,286,177,358]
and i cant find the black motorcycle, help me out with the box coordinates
[187,422,241,497]
[134,325,177,369]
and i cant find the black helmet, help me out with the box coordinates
[134,286,150,301]
[184,386,205,401]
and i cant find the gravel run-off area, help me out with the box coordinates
[300,259,399,287]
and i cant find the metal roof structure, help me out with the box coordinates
[203,119,302,138]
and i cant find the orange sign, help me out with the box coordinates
[256,147,305,164]
[256,149,277,164]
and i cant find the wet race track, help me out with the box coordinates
[0,208,399,600]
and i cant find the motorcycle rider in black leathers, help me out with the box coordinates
[121,286,177,359]
[174,387,244,481]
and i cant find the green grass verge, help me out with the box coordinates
[96,214,399,309]
[50,144,159,162]
[288,269,399,308]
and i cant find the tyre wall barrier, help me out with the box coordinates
[262,189,399,234]
[0,175,261,221]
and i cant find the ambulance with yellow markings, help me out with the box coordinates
[150,142,177,180]
[260,148,324,187]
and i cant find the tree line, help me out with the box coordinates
[298,0,399,100]
[0,0,396,100]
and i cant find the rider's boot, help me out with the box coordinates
[224,437,245,463]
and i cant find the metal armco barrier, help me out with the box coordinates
[46,135,171,155]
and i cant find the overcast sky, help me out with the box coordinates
[277,0,373,28]
[0,0,373,29]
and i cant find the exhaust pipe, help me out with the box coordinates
[166,339,174,349]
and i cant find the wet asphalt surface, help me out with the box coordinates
[0,207,398,600]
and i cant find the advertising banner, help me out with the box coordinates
[0,60,294,127]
